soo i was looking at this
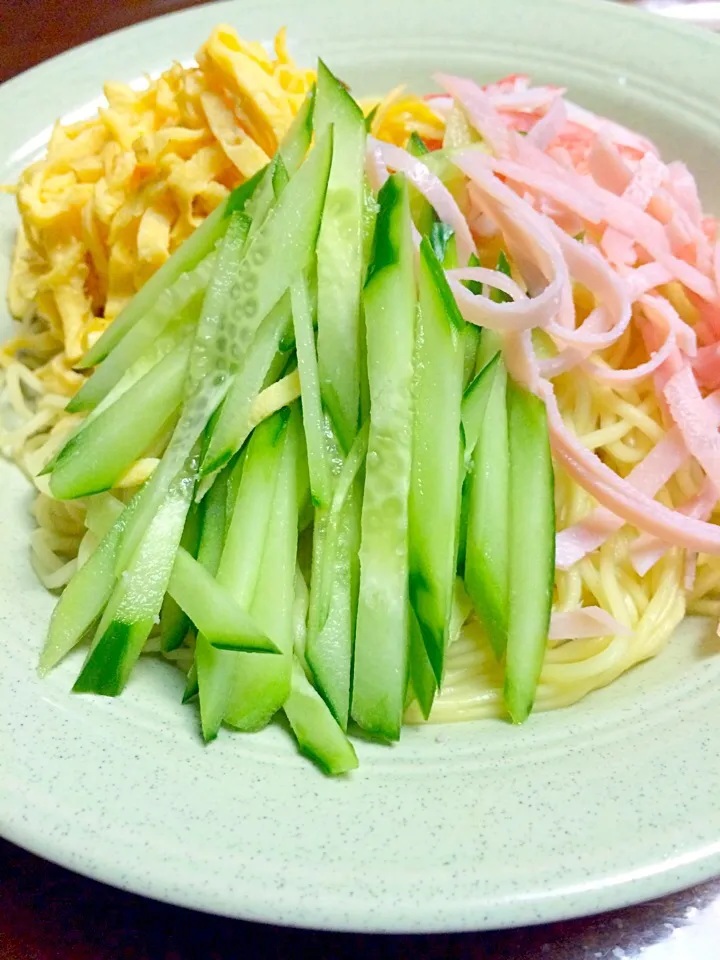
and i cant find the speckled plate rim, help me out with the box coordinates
[3,0,720,934]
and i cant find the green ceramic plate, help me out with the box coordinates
[2,0,720,932]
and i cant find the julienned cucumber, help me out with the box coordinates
[39,485,147,673]
[290,271,332,508]
[200,294,291,478]
[463,355,510,660]
[48,338,190,499]
[245,88,315,235]
[408,239,464,685]
[196,412,287,740]
[315,60,367,452]
[284,658,358,775]
[115,133,334,573]
[504,381,555,723]
[77,169,266,370]
[72,454,196,696]
[351,174,415,741]
[223,410,299,731]
[68,255,215,414]
[168,547,277,654]
[159,501,200,653]
[305,422,363,730]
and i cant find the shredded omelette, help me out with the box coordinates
[2,25,440,402]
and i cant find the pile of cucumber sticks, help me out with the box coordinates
[39,62,554,775]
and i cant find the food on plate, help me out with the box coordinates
[2,25,720,773]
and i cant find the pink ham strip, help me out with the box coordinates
[368,137,475,263]
[625,262,673,300]
[447,267,525,301]
[601,153,667,267]
[693,344,720,391]
[587,134,632,194]
[449,157,568,333]
[666,161,704,228]
[525,96,567,151]
[543,381,720,555]
[664,364,720,492]
[554,389,720,568]
[434,73,513,156]
[563,100,658,155]
[548,607,631,641]
[630,476,718,576]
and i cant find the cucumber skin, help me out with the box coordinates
[351,175,415,742]
[196,415,287,741]
[50,341,189,500]
[408,239,464,685]
[284,659,358,776]
[504,382,555,724]
[223,412,299,731]
[315,60,367,451]
[464,360,510,660]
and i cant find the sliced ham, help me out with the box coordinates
[548,607,631,641]
[630,476,718,576]
[664,364,720,492]
[555,389,720,568]
[369,137,475,263]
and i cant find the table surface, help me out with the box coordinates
[2,1,720,957]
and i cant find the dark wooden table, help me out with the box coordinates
[3,2,720,957]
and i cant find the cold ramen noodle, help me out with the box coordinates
[2,25,720,774]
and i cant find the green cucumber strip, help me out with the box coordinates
[223,410,299,731]
[306,470,361,731]
[461,352,502,466]
[475,251,512,373]
[351,174,415,741]
[44,323,195,477]
[361,176,379,279]
[186,211,253,391]
[224,449,247,522]
[117,133,334,570]
[68,265,208,415]
[315,419,369,629]
[464,357,510,660]
[408,239,464,684]
[77,168,265,370]
[504,381,555,723]
[315,61,367,451]
[283,657,358,776]
[182,661,199,703]
[159,594,191,655]
[429,221,454,263]
[159,502,201,653]
[48,338,190,499]
[168,548,276,653]
[196,467,230,576]
[409,607,436,721]
[200,295,291,478]
[407,131,430,157]
[292,566,310,671]
[272,154,291,198]
[196,413,287,740]
[72,456,196,696]
[246,89,315,234]
[38,485,148,673]
[290,271,332,507]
